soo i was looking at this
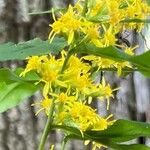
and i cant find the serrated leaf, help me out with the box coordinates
[0,81,38,113]
[0,37,67,61]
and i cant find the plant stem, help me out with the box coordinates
[61,51,72,73]
[61,140,66,150]
[38,98,55,150]
[82,0,88,16]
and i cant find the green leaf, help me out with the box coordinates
[52,120,150,150]
[53,120,150,143]
[114,144,150,150]
[146,0,150,6]
[0,81,38,113]
[93,138,150,150]
[0,68,40,83]
[0,37,67,61]
[71,43,150,77]
[0,68,22,83]
[71,43,131,61]
[0,68,40,113]
[121,18,150,23]
[72,43,128,65]
[85,119,150,142]
[129,51,150,71]
[86,15,109,23]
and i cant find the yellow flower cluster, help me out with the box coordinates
[21,51,115,132]
[21,0,150,149]
[49,0,150,45]
[48,0,149,76]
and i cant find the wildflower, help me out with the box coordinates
[82,55,114,69]
[82,23,103,47]
[106,0,124,25]
[39,55,64,96]
[20,56,42,76]
[84,114,115,149]
[32,97,52,116]
[68,102,97,131]
[124,0,150,31]
[91,78,117,110]
[124,45,138,55]
[102,25,117,46]
[49,5,82,44]
[49,92,76,124]
[65,101,114,131]
[68,55,90,73]
[114,61,132,76]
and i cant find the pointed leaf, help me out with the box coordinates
[71,42,150,77]
[0,37,67,61]
[85,119,150,142]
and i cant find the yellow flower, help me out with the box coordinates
[114,61,132,76]
[20,56,41,76]
[32,97,52,116]
[103,25,117,46]
[68,102,98,131]
[124,45,138,55]
[84,115,115,149]
[106,0,124,25]
[82,55,114,69]
[62,55,93,95]
[39,55,63,96]
[49,91,76,124]
[97,79,113,109]
[82,23,103,47]
[65,101,114,132]
[124,0,150,31]
[49,5,81,44]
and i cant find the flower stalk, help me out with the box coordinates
[38,98,55,150]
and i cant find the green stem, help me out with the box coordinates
[61,140,66,150]
[61,51,72,73]
[82,0,88,16]
[38,98,55,150]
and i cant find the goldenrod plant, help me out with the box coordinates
[0,0,150,150]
